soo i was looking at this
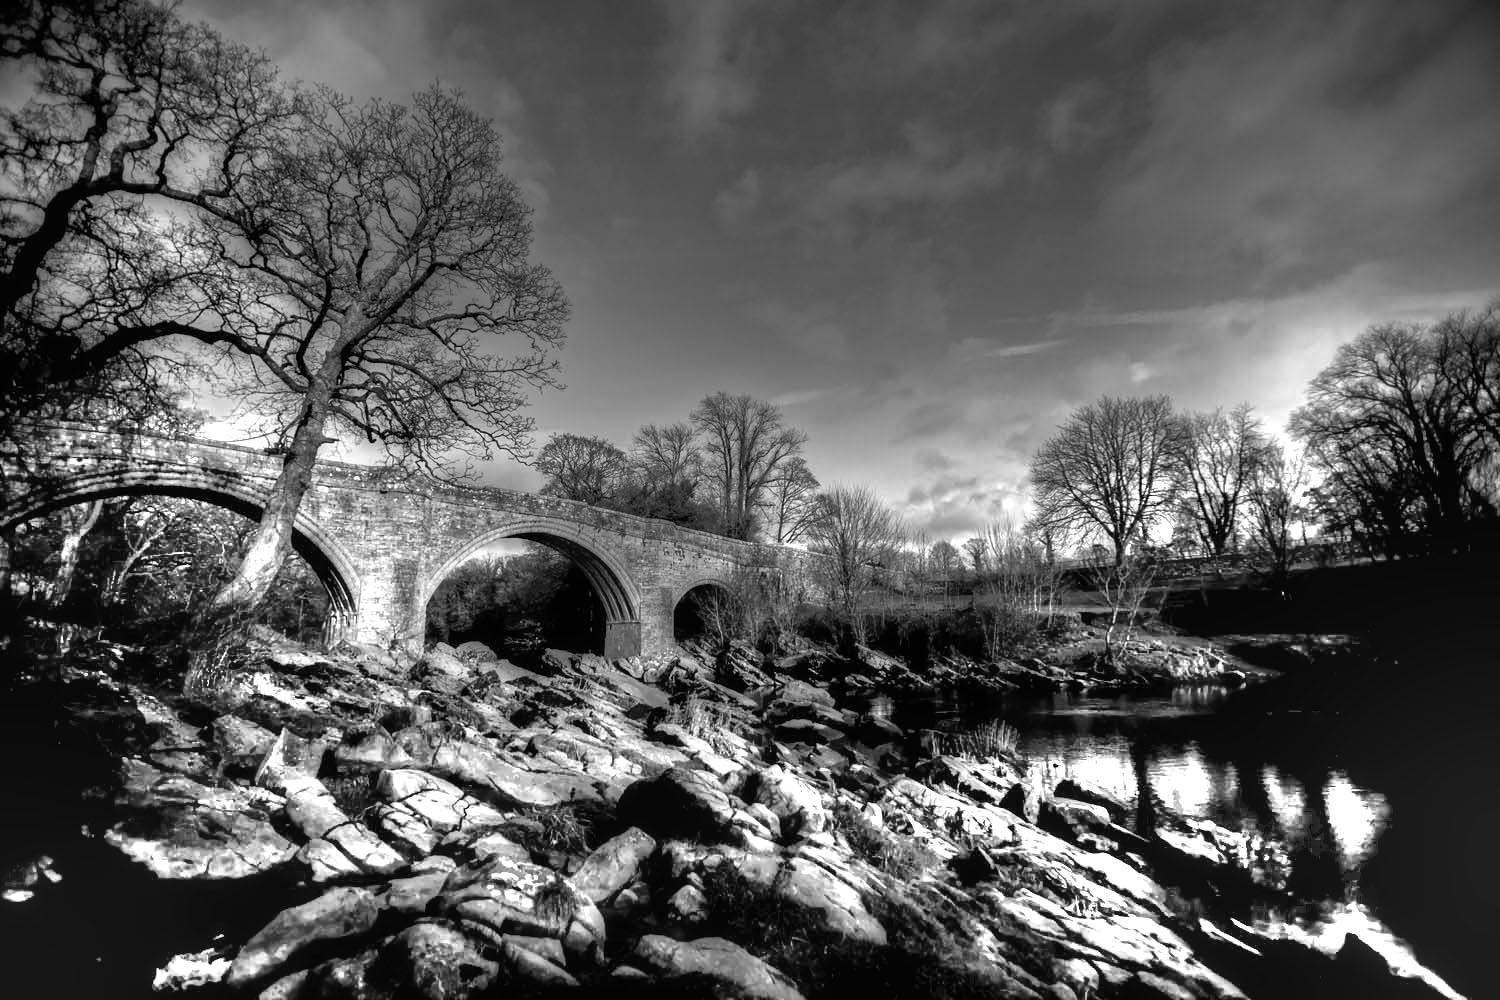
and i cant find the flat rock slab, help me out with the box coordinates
[106,760,295,879]
[634,935,805,1000]
[227,886,382,989]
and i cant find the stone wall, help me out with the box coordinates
[1,423,815,656]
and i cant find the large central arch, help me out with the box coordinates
[421,519,642,657]
[0,469,360,629]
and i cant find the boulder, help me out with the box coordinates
[454,640,499,663]
[334,728,412,770]
[382,920,498,1000]
[773,852,887,944]
[746,764,831,840]
[1054,778,1130,822]
[211,715,278,759]
[227,886,383,988]
[771,678,835,709]
[633,935,805,1000]
[1041,797,1115,846]
[617,767,739,844]
[570,827,658,904]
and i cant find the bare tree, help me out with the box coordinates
[1173,404,1267,564]
[536,433,629,506]
[632,422,700,488]
[1030,395,1182,566]
[757,456,821,544]
[691,392,807,540]
[197,85,566,610]
[962,536,988,577]
[1,0,298,422]
[929,539,960,609]
[807,484,904,646]
[1291,315,1497,556]
[1247,444,1310,588]
[1089,553,1158,665]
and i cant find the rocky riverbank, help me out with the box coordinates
[0,630,1459,999]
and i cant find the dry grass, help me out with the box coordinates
[666,694,743,757]
[940,719,1019,761]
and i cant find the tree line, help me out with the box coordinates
[532,392,819,543]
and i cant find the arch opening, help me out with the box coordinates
[423,529,640,660]
[3,492,345,646]
[673,581,734,645]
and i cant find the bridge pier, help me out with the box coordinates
[603,619,642,659]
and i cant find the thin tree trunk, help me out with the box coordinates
[47,500,103,607]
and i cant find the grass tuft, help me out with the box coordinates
[941,719,1019,761]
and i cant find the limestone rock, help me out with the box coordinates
[634,935,805,1000]
[617,766,738,844]
[454,640,499,663]
[375,768,507,834]
[334,728,412,770]
[747,764,831,840]
[570,827,657,904]
[106,759,295,879]
[383,920,499,1000]
[227,886,382,988]
[212,715,278,759]
[771,679,835,710]
[1054,778,1130,822]
[429,740,602,807]
[280,774,406,874]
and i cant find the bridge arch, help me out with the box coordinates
[421,520,641,654]
[0,469,360,624]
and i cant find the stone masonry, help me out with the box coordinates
[2,424,817,657]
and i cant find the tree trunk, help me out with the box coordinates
[47,500,103,607]
[187,386,333,697]
[211,390,332,612]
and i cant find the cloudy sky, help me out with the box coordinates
[187,0,1500,542]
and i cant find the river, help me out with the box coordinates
[868,680,1487,999]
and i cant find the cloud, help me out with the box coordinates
[824,0,1019,87]
[901,472,1027,542]
[800,126,1016,226]
[770,386,841,408]
[1058,262,1500,429]
[1099,0,1500,282]
[973,339,1068,360]
[657,0,765,144]
[714,168,762,227]
[753,299,852,363]
[1041,80,1118,153]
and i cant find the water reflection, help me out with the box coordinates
[877,688,1392,905]
[869,684,1472,997]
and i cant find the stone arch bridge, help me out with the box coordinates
[2,423,817,657]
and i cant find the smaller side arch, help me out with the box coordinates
[0,471,360,625]
[671,576,734,610]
